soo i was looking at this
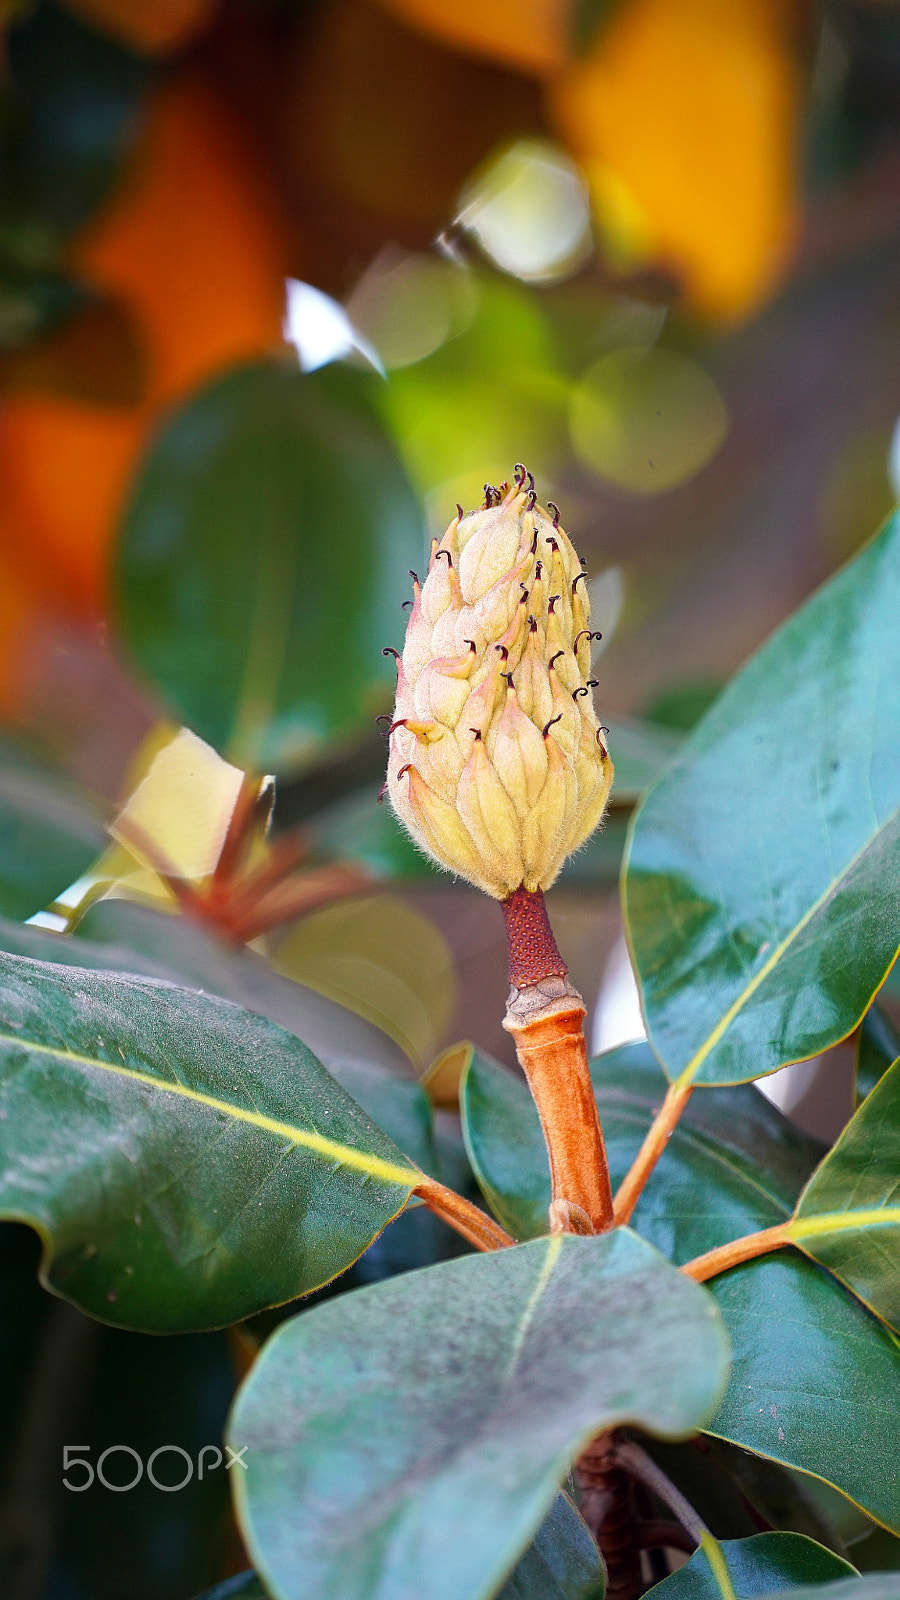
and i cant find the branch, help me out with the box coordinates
[614,1439,706,1547]
[613,1082,693,1225]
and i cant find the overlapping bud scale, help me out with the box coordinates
[387,474,613,899]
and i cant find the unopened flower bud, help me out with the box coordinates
[385,472,613,898]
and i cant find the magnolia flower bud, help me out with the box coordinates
[386,471,613,898]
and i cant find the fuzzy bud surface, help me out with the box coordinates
[386,473,613,898]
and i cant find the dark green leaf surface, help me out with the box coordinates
[764,1580,900,1600]
[788,1057,900,1330]
[0,951,418,1330]
[0,738,105,921]
[192,1577,270,1600]
[460,1042,821,1257]
[856,1005,900,1104]
[708,1256,900,1535]
[646,1532,855,1600]
[116,361,422,772]
[229,1231,728,1600]
[495,1495,603,1600]
[624,508,900,1087]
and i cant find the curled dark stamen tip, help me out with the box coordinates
[401,599,413,610]
[599,725,609,735]
[388,718,408,735]
[501,671,515,688]
[470,728,483,742]
[494,644,509,659]
[534,560,543,579]
[375,713,392,726]
[573,572,588,592]
[382,646,400,660]
[587,678,599,689]
[524,489,537,512]
[519,585,529,606]
[434,548,453,566]
[530,529,538,554]
[547,594,560,613]
[456,504,464,520]
[514,463,527,486]
[464,638,476,653]
[573,686,589,700]
[528,613,538,633]
[526,471,535,494]
[548,650,564,670]
[543,713,563,738]
[483,483,501,508]
[546,501,561,529]
[377,780,388,804]
[409,569,419,585]
[547,536,559,553]
[397,763,413,779]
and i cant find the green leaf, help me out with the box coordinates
[645,1532,855,1600]
[0,951,419,1330]
[229,1231,729,1600]
[763,1581,900,1600]
[460,1042,821,1254]
[604,718,684,804]
[116,360,422,772]
[191,1578,270,1600]
[707,1256,900,1536]
[787,1056,900,1331]
[624,507,900,1087]
[495,1494,603,1600]
[856,1004,900,1104]
[0,736,105,921]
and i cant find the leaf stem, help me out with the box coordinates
[414,1175,514,1252]
[613,1082,693,1225]
[614,1438,707,1546]
[681,1221,793,1282]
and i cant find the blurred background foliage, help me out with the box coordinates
[2,2,900,1591]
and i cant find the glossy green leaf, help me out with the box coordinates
[624,507,900,1087]
[0,951,419,1330]
[856,1004,900,1104]
[645,1532,855,1600]
[0,737,105,921]
[116,361,422,772]
[229,1231,729,1600]
[707,1256,900,1535]
[787,1056,900,1331]
[764,1580,900,1600]
[460,1042,821,1254]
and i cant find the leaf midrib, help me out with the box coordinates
[0,1028,418,1189]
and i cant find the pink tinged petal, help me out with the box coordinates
[492,688,548,818]
[421,551,462,628]
[402,608,438,682]
[515,631,554,727]
[418,726,466,802]
[460,658,504,741]
[403,765,493,892]
[414,646,476,726]
[456,736,523,892]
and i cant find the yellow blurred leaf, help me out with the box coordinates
[272,894,457,1069]
[547,0,801,317]
[110,726,247,881]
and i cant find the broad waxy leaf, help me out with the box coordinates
[116,361,422,772]
[708,1256,900,1536]
[460,1044,900,1533]
[0,737,105,921]
[787,1055,900,1331]
[855,1004,900,1104]
[193,1500,603,1600]
[0,951,419,1330]
[649,1532,855,1600]
[645,1532,855,1600]
[624,507,900,1087]
[460,1041,821,1253]
[229,1231,729,1600]
[765,1581,900,1600]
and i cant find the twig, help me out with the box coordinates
[614,1439,706,1546]
[613,1082,693,1225]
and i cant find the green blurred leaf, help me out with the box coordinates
[192,1577,270,1600]
[460,1041,821,1253]
[4,0,152,239]
[494,1494,603,1599]
[762,1581,900,1600]
[645,1532,855,1600]
[856,1003,900,1104]
[229,1231,729,1600]
[604,718,684,803]
[788,1056,900,1330]
[306,783,438,882]
[0,950,419,1330]
[116,360,423,772]
[708,1256,900,1535]
[624,507,900,1087]
[0,736,105,922]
